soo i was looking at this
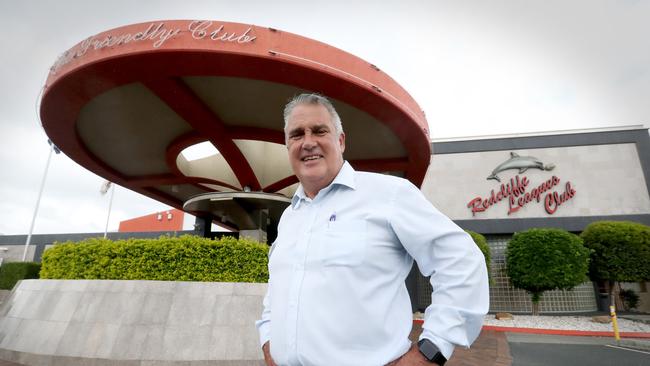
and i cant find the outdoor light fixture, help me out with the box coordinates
[210,197,232,202]
[23,139,61,261]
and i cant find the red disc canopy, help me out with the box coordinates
[40,20,430,226]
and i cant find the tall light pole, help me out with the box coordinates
[101,181,115,239]
[23,139,60,261]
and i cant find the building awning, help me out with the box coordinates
[40,20,430,229]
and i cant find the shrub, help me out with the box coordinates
[40,235,269,283]
[0,262,41,290]
[466,230,491,276]
[580,221,650,283]
[581,221,650,309]
[506,228,590,315]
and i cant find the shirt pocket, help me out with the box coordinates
[317,219,367,267]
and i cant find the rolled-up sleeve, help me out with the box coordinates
[389,180,489,359]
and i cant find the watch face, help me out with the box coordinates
[418,339,447,365]
[418,339,438,359]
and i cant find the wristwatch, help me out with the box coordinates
[417,339,447,365]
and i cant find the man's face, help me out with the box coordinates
[285,103,345,198]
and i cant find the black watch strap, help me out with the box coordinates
[417,339,447,365]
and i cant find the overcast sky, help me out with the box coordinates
[1,0,648,235]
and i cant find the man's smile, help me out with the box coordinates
[301,154,323,162]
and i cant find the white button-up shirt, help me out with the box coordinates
[256,162,489,366]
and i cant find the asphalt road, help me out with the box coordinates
[508,333,650,366]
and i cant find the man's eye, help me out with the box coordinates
[315,129,327,136]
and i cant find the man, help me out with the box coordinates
[256,93,489,366]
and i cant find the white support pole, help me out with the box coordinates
[103,184,115,239]
[23,143,55,261]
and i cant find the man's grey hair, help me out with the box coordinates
[283,93,344,137]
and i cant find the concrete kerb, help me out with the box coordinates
[413,318,650,339]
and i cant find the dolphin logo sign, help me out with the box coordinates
[487,152,555,182]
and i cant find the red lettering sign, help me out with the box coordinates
[544,182,576,214]
[467,175,576,216]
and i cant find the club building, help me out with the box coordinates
[3,20,650,315]
[417,126,650,313]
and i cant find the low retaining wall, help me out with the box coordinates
[0,279,267,365]
[0,290,10,306]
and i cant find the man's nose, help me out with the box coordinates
[302,132,316,149]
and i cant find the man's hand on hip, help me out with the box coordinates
[262,341,277,366]
[388,344,439,366]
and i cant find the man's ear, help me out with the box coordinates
[338,132,346,153]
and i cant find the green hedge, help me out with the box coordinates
[0,262,41,290]
[40,235,269,283]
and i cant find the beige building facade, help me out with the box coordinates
[414,127,650,313]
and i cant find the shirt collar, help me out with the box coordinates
[291,161,356,209]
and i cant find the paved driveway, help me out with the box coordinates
[507,333,650,366]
